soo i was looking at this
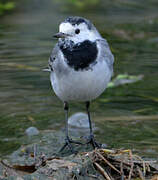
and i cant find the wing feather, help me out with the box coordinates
[48,44,60,72]
[97,38,114,73]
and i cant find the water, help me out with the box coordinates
[0,0,158,158]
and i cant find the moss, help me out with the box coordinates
[0,2,15,16]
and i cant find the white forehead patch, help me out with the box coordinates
[59,23,74,33]
[59,22,89,33]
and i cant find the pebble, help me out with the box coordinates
[25,126,39,136]
[68,112,89,128]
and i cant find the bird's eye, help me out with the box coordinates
[75,29,80,34]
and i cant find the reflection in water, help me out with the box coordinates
[0,0,158,158]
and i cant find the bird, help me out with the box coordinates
[47,16,114,153]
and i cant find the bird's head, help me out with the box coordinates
[53,16,101,44]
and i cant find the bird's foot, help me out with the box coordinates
[59,136,82,154]
[86,134,101,149]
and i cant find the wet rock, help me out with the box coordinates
[1,143,157,180]
[0,129,157,179]
[8,130,93,166]
[25,127,39,136]
[0,130,97,179]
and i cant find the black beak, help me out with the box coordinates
[53,32,70,39]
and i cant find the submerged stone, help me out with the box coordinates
[68,112,89,128]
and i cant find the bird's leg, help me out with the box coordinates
[59,102,82,153]
[86,101,101,148]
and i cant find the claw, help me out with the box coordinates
[59,137,82,154]
[86,134,101,149]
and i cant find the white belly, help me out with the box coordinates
[50,60,112,102]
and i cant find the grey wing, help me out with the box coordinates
[48,44,60,72]
[97,38,114,74]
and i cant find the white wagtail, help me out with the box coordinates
[47,16,114,153]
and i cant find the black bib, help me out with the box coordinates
[59,40,98,71]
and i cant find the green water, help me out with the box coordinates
[0,0,158,158]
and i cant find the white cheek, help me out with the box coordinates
[89,31,98,41]
[71,31,97,43]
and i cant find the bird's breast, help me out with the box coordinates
[51,59,111,102]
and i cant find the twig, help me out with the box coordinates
[128,161,134,180]
[94,162,111,180]
[128,150,134,180]
[33,144,37,163]
[142,161,146,176]
[120,161,125,180]
[96,151,121,175]
[0,160,12,169]
[137,166,145,180]
[146,163,151,172]
[87,174,98,178]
